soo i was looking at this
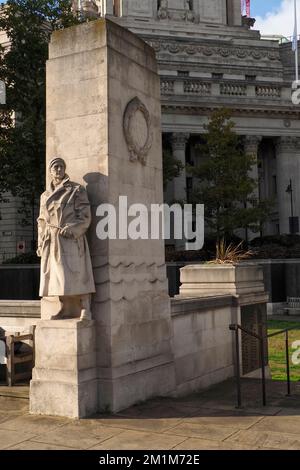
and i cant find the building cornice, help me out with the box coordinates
[161,104,300,120]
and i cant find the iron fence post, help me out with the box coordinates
[286,330,291,396]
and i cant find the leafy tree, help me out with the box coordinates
[190,108,272,241]
[0,1,82,237]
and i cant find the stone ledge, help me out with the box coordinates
[171,295,233,316]
[0,300,41,318]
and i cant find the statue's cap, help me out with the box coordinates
[49,157,66,169]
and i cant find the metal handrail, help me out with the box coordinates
[229,324,292,408]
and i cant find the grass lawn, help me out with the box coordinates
[268,320,300,382]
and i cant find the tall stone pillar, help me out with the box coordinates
[244,136,262,204]
[276,137,300,234]
[171,133,189,250]
[227,0,242,26]
[244,136,262,240]
[30,19,175,417]
[171,133,189,203]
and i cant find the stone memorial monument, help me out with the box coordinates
[30,19,175,418]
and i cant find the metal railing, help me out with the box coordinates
[229,324,292,408]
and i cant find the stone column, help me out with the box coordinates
[171,133,189,251]
[244,136,262,204]
[244,136,262,240]
[227,0,242,26]
[171,133,189,203]
[276,137,300,234]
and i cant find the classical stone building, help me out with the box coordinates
[100,0,300,240]
[1,0,300,259]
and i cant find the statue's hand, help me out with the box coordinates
[36,247,42,257]
[60,226,74,239]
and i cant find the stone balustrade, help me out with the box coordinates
[160,79,175,94]
[183,80,211,95]
[220,83,247,96]
[255,85,281,98]
[160,78,284,101]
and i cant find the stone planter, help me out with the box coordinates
[179,262,265,298]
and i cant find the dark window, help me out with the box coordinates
[272,175,277,196]
[212,72,223,79]
[178,71,190,77]
[177,70,190,77]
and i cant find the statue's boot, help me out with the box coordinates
[80,295,92,321]
[80,309,92,321]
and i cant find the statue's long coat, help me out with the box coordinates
[37,176,95,297]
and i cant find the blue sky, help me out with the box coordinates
[252,0,298,37]
[251,0,283,18]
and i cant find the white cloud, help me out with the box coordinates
[254,0,300,38]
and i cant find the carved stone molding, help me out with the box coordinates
[161,104,299,120]
[146,39,280,62]
[171,132,190,151]
[244,136,263,154]
[123,97,153,165]
[275,136,300,153]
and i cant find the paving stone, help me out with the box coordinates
[163,422,238,441]
[0,414,68,434]
[276,408,300,417]
[32,422,124,449]
[117,402,198,419]
[226,429,300,450]
[93,415,184,434]
[0,412,23,425]
[7,440,74,450]
[182,412,264,429]
[0,429,36,450]
[89,429,186,450]
[173,437,257,450]
[250,415,300,435]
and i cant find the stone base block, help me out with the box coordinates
[30,319,97,418]
[97,358,176,413]
[30,380,98,419]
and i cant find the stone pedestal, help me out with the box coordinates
[30,320,97,418]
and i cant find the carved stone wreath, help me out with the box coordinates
[123,97,153,165]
